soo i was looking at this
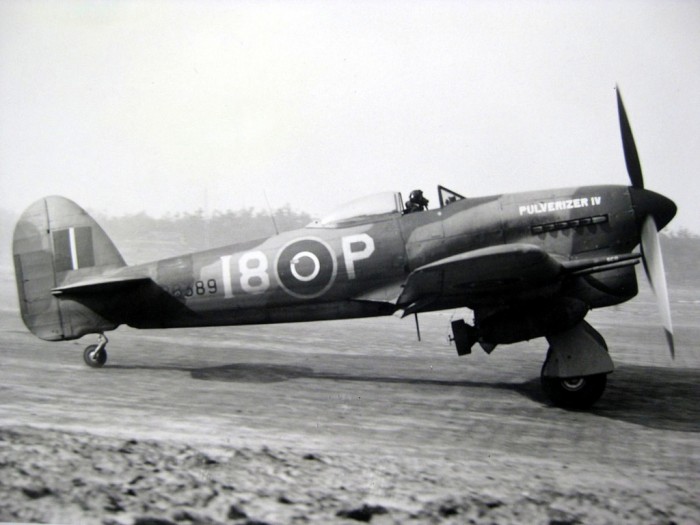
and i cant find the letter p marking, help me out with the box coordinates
[342,234,375,280]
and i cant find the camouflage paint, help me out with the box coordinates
[13,184,674,341]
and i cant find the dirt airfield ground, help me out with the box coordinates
[0,268,699,525]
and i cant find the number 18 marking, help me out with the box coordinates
[219,252,269,297]
[219,233,375,299]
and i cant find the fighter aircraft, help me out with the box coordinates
[12,89,676,408]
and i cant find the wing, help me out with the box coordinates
[396,244,640,314]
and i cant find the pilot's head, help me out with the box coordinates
[410,190,429,207]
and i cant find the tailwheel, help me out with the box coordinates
[541,371,607,409]
[83,334,108,368]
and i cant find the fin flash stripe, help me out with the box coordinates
[53,227,94,272]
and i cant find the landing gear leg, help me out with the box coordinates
[541,321,613,409]
[83,334,108,368]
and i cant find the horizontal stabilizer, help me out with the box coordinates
[52,276,152,296]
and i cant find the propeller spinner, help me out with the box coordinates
[617,87,677,357]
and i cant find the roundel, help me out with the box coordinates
[275,237,337,298]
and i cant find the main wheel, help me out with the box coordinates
[83,344,107,368]
[541,373,607,409]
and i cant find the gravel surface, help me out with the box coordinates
[1,425,697,525]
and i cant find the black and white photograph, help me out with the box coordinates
[1,1,699,524]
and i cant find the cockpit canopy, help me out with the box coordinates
[437,185,466,207]
[307,185,466,228]
[309,192,404,227]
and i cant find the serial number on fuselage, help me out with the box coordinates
[161,280,218,298]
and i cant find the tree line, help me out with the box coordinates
[2,206,699,286]
[93,206,314,263]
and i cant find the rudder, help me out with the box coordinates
[13,196,126,341]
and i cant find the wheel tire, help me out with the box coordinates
[83,344,107,368]
[541,373,607,409]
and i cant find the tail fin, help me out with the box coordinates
[13,196,126,341]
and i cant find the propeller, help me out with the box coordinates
[616,86,675,357]
[617,87,644,189]
[641,216,675,357]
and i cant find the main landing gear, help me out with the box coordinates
[450,318,614,409]
[83,334,108,368]
[540,320,613,409]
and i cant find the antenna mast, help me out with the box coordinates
[263,191,280,235]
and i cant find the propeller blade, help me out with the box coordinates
[641,215,675,358]
[616,87,645,189]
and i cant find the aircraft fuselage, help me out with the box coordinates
[59,184,644,332]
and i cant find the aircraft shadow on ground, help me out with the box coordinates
[190,361,542,393]
[186,362,700,433]
[590,365,700,433]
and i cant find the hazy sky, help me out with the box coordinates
[1,1,699,231]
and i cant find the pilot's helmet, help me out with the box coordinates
[410,190,428,206]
